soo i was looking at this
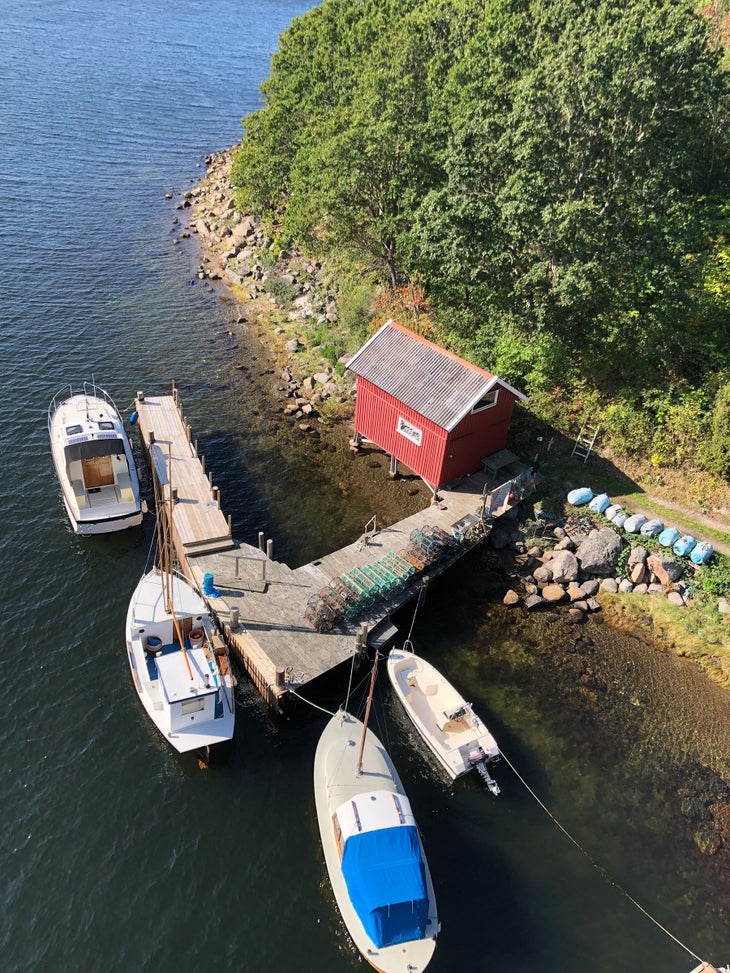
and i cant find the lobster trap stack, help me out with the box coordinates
[303,523,474,633]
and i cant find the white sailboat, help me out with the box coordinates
[125,449,234,754]
[314,657,439,973]
[387,644,501,794]
[48,381,143,534]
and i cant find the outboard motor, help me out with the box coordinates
[468,746,501,796]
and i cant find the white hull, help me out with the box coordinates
[125,568,235,753]
[48,383,143,534]
[387,648,499,780]
[314,709,438,973]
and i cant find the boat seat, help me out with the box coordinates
[72,480,88,508]
[407,672,438,696]
[119,487,135,503]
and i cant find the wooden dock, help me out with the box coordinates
[134,387,531,711]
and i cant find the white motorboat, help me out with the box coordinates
[314,661,439,973]
[125,458,234,754]
[48,381,143,534]
[387,645,501,794]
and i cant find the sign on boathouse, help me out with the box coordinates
[346,320,527,492]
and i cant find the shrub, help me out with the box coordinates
[704,380,730,478]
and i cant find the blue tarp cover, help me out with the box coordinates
[341,825,428,948]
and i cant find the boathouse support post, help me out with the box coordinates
[389,454,398,478]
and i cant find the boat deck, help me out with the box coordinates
[134,386,532,710]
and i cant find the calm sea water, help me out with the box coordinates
[2,2,729,971]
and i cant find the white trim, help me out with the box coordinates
[446,376,528,432]
[471,387,499,413]
[397,416,423,446]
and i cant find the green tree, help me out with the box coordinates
[409,0,730,389]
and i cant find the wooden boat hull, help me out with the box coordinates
[125,568,234,752]
[387,649,499,780]
[314,710,438,973]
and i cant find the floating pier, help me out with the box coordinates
[134,386,532,711]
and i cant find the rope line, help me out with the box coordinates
[285,687,336,718]
[499,747,706,966]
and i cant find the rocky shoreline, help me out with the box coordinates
[176,147,356,430]
[493,510,725,615]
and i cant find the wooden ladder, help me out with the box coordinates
[571,423,600,463]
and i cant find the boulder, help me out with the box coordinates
[533,564,553,584]
[667,590,686,607]
[575,527,623,576]
[647,553,684,586]
[627,545,648,569]
[524,594,545,611]
[630,562,648,585]
[549,549,580,584]
[580,579,600,597]
[503,590,520,606]
[542,584,567,603]
[601,577,619,593]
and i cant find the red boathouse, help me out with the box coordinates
[346,320,527,493]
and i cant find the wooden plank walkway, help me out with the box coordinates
[135,389,234,555]
[135,386,531,711]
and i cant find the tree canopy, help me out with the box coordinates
[232,0,730,472]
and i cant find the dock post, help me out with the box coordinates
[149,430,155,445]
[266,539,273,560]
[258,531,264,551]
[227,514,232,537]
[230,607,239,631]
[136,390,145,402]
[275,667,285,688]
[212,485,220,507]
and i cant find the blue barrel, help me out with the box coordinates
[202,572,220,597]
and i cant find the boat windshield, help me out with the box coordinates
[64,438,126,461]
[341,824,429,947]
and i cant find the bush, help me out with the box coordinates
[697,560,730,598]
[704,380,730,479]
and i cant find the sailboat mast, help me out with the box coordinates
[357,652,379,773]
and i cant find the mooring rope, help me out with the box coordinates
[285,687,337,718]
[498,747,708,967]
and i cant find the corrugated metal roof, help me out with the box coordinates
[346,321,525,430]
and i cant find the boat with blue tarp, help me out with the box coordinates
[314,658,439,973]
